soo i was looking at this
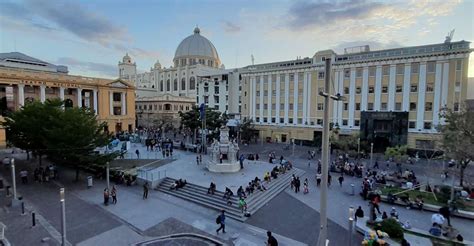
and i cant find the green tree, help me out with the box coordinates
[438,107,474,186]
[239,118,255,143]
[179,106,228,143]
[2,99,116,180]
[384,145,408,163]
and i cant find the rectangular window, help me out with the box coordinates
[342,119,348,126]
[113,92,121,102]
[317,103,324,110]
[318,87,324,93]
[454,102,459,111]
[318,72,325,79]
[271,118,275,123]
[289,118,293,124]
[263,118,267,123]
[382,66,390,76]
[113,107,122,115]
[426,83,434,92]
[456,60,462,70]
[369,87,374,93]
[424,122,432,130]
[272,90,276,96]
[214,86,219,94]
[427,62,436,73]
[344,103,348,110]
[256,91,260,96]
[410,102,416,111]
[289,103,293,110]
[280,103,284,109]
[410,85,418,92]
[298,103,303,110]
[411,63,419,74]
[264,104,268,110]
[344,69,350,78]
[368,103,374,110]
[272,104,276,110]
[264,90,268,96]
[382,86,388,93]
[356,68,363,77]
[214,96,219,104]
[256,117,260,122]
[344,87,349,94]
[381,103,387,110]
[298,89,303,96]
[356,87,361,94]
[425,102,432,111]
[369,66,376,77]
[298,118,303,124]
[355,103,360,110]
[396,85,403,93]
[280,118,284,124]
[409,121,416,129]
[317,119,323,125]
[395,103,402,111]
[354,120,360,126]
[256,104,260,109]
[396,64,404,75]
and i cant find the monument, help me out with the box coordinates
[207,126,240,173]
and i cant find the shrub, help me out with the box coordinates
[375,218,404,239]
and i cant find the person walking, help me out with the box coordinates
[373,160,379,169]
[143,182,149,199]
[328,173,332,187]
[103,188,110,206]
[255,153,259,161]
[303,178,309,194]
[216,210,226,234]
[266,231,278,246]
[196,156,200,165]
[136,149,140,159]
[111,185,117,204]
[20,169,28,184]
[338,175,344,187]
[295,177,301,193]
[355,206,364,221]
[316,172,322,186]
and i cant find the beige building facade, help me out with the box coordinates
[0,52,136,147]
[135,94,195,128]
[240,40,471,150]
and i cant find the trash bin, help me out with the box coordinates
[351,184,355,196]
[87,176,93,188]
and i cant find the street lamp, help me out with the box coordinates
[357,138,360,159]
[370,142,374,168]
[106,162,110,191]
[317,58,346,246]
[60,188,66,246]
[348,206,355,246]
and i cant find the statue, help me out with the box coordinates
[207,126,240,172]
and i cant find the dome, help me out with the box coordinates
[122,53,132,63]
[154,60,161,69]
[174,27,220,67]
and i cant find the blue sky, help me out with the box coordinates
[0,0,473,78]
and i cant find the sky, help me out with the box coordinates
[0,0,473,78]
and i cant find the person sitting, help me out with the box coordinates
[403,221,412,229]
[237,186,247,199]
[429,223,442,237]
[238,198,247,213]
[207,182,216,195]
[387,193,397,204]
[390,207,399,219]
[177,179,187,189]
[399,194,413,208]
[271,170,278,179]
[382,211,388,220]
[170,180,179,190]
[223,187,234,200]
[264,172,271,182]
[415,196,424,210]
[245,183,253,195]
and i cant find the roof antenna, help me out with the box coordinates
[445,29,455,43]
[251,54,254,65]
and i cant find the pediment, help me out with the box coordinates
[106,79,132,88]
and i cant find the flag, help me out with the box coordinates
[199,103,205,121]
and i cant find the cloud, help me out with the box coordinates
[56,57,117,78]
[223,21,241,33]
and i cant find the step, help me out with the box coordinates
[245,169,301,205]
[158,187,245,222]
[160,178,239,202]
[158,182,242,213]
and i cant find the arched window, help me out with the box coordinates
[164,103,171,111]
[160,80,163,91]
[181,78,186,90]
[189,77,196,90]
[64,99,73,108]
[166,79,170,91]
[173,78,178,91]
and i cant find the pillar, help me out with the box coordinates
[77,88,82,108]
[18,84,25,107]
[121,92,126,115]
[59,87,65,101]
[40,85,46,103]
[109,92,113,115]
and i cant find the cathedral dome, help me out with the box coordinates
[174,27,220,68]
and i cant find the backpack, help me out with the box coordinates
[216,215,221,224]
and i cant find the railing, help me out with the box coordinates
[137,168,167,182]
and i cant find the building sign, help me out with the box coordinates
[22,80,82,88]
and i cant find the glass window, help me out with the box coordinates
[289,103,293,110]
[280,118,284,124]
[381,103,387,110]
[382,66,390,76]
[410,85,418,92]
[368,103,374,110]
[342,119,348,126]
[317,103,324,110]
[396,85,403,93]
[181,78,186,90]
[344,69,350,78]
[256,104,260,109]
[454,102,459,111]
[264,104,268,110]
[354,120,360,126]
[425,102,432,111]
[426,83,434,92]
[356,87,361,94]
[356,68,363,77]
[427,62,436,73]
[174,79,178,91]
[424,122,432,130]
[166,79,170,91]
[410,102,416,111]
[318,72,325,79]
[189,77,196,90]
[289,118,293,124]
[456,60,462,70]
[355,103,360,110]
[409,121,416,129]
[382,86,388,93]
[344,87,349,94]
[113,92,121,101]
[396,64,404,75]
[317,119,323,125]
[395,103,402,111]
[369,87,374,93]
[344,103,348,110]
[369,66,376,77]
[411,63,419,74]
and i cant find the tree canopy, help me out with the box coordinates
[2,99,117,176]
[239,118,255,142]
[179,106,228,140]
[438,107,474,186]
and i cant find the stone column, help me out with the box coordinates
[93,89,98,115]
[121,92,126,115]
[59,87,65,101]
[40,85,46,103]
[77,88,82,108]
[109,92,113,115]
[18,84,25,107]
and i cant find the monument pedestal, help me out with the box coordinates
[207,126,241,173]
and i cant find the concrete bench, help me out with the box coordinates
[404,227,474,246]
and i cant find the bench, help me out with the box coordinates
[404,227,474,246]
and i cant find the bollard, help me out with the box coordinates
[21,201,25,215]
[351,184,355,196]
[32,211,36,227]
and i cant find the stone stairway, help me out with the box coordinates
[156,168,305,222]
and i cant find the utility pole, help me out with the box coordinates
[106,162,110,191]
[318,58,331,246]
[60,188,66,246]
[11,158,17,201]
[357,138,360,159]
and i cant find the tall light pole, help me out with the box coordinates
[357,138,360,159]
[317,58,345,246]
[60,188,66,246]
[370,142,374,168]
[106,162,110,191]
[11,158,17,200]
[348,206,355,246]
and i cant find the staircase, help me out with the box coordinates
[156,168,305,222]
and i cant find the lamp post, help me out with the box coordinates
[348,206,355,246]
[317,58,346,246]
[357,138,360,159]
[60,188,66,246]
[106,162,110,191]
[11,158,17,200]
[370,142,374,168]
